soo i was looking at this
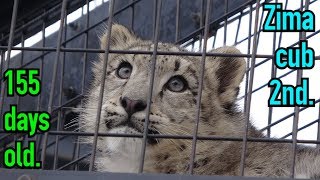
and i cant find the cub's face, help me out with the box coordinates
[80,24,245,172]
[97,45,201,138]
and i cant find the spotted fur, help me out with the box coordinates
[79,24,320,178]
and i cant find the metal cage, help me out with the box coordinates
[0,0,319,179]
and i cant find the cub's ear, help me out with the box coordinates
[100,23,137,50]
[211,47,246,109]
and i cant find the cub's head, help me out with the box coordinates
[79,24,246,172]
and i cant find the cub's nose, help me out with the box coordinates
[120,97,147,116]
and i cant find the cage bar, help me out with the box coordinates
[0,0,319,179]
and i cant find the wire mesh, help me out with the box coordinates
[0,0,319,178]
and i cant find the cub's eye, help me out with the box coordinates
[166,76,188,92]
[116,62,132,79]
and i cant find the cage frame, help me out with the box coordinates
[0,0,319,179]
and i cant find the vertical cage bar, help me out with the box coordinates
[290,68,302,177]
[243,4,253,113]
[73,0,90,171]
[19,28,25,66]
[15,26,25,122]
[18,25,26,146]
[198,0,204,51]
[175,0,180,42]
[290,0,310,177]
[191,40,195,51]
[211,33,217,49]
[35,10,46,161]
[0,0,19,118]
[53,9,68,170]
[152,0,158,39]
[240,0,261,176]
[234,11,243,45]
[188,0,211,174]
[277,0,288,49]
[89,0,115,171]
[41,0,68,169]
[266,0,278,138]
[255,4,265,49]
[262,1,288,133]
[138,0,162,173]
[267,0,290,136]
[223,0,228,46]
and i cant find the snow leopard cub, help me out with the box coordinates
[79,24,320,178]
